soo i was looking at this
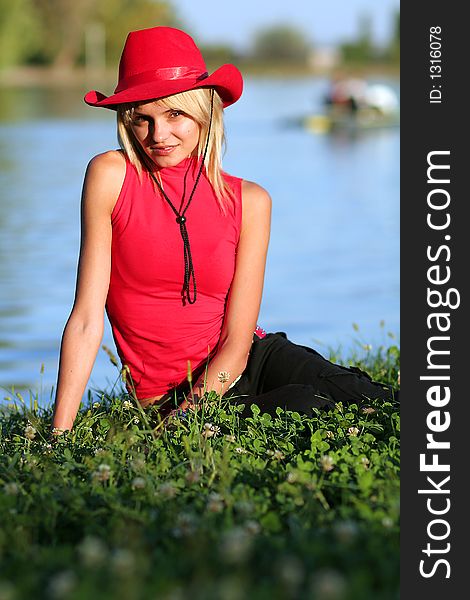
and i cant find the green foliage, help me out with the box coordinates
[0,0,42,68]
[0,6,400,73]
[0,349,399,599]
[200,44,241,69]
[92,0,181,69]
[340,11,400,66]
[340,13,376,64]
[0,0,179,69]
[251,24,312,64]
[381,11,400,63]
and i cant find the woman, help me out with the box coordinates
[52,27,396,432]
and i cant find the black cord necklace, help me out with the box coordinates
[148,90,214,305]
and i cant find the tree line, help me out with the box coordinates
[0,1,399,71]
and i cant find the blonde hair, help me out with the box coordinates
[116,88,234,210]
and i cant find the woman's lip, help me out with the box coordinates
[151,145,177,155]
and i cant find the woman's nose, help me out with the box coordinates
[151,119,170,143]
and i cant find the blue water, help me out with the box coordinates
[0,77,399,402]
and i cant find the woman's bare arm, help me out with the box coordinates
[186,180,272,404]
[52,151,125,431]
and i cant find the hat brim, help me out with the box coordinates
[84,64,243,109]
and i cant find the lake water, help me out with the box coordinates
[0,77,399,403]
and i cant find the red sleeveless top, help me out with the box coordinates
[105,155,243,399]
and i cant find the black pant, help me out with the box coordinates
[223,332,397,417]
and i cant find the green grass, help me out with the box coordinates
[0,345,399,600]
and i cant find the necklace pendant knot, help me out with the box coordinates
[176,215,186,224]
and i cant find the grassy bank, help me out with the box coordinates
[0,346,399,600]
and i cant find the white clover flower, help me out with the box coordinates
[217,370,230,384]
[220,528,252,563]
[234,447,247,454]
[131,477,146,490]
[382,516,394,528]
[286,472,298,484]
[243,520,261,536]
[311,568,346,599]
[272,450,285,460]
[225,434,236,443]
[325,430,335,439]
[92,463,112,482]
[185,470,200,484]
[207,492,224,513]
[173,513,197,537]
[158,482,178,499]
[360,457,370,469]
[361,406,376,415]
[42,442,53,454]
[319,455,335,472]
[217,577,245,600]
[0,581,16,600]
[278,556,304,588]
[133,417,140,425]
[334,520,358,544]
[130,456,146,471]
[202,422,220,438]
[111,549,135,574]
[94,448,105,456]
[347,426,360,436]
[47,570,76,599]
[234,500,254,516]
[77,536,107,567]
[122,400,133,410]
[24,424,37,440]
[3,482,19,496]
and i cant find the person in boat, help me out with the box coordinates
[325,76,398,117]
[52,27,398,432]
[324,76,368,114]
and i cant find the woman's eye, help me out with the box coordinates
[170,110,183,118]
[132,115,147,124]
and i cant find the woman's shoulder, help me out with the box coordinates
[83,151,128,213]
[84,150,127,192]
[238,180,272,230]
[241,179,271,199]
[86,150,127,179]
[241,179,272,210]
[223,169,270,203]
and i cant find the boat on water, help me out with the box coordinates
[302,79,400,134]
[302,108,400,134]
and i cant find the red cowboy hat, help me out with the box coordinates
[84,27,243,109]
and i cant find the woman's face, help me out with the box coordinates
[130,100,200,168]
